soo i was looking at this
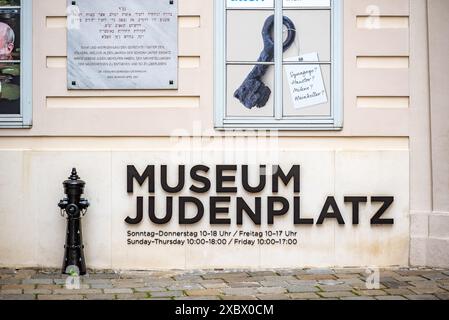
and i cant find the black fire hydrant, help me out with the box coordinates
[58,168,90,275]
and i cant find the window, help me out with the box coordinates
[0,0,31,128]
[214,0,342,130]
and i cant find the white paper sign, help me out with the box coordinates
[284,53,328,109]
[227,0,274,8]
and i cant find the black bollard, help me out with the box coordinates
[58,168,90,275]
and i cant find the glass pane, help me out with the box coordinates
[283,0,330,8]
[282,63,331,117]
[0,8,20,60]
[227,10,275,63]
[227,0,274,9]
[227,64,275,117]
[0,0,20,6]
[282,10,331,62]
[0,62,20,114]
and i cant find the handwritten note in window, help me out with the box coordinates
[284,53,328,109]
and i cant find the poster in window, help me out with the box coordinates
[0,7,20,115]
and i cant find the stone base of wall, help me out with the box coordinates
[410,212,449,268]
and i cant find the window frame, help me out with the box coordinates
[0,0,32,129]
[214,0,343,130]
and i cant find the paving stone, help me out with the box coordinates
[420,272,449,281]
[379,271,402,278]
[54,279,70,285]
[383,288,415,296]
[0,294,35,300]
[90,283,113,289]
[0,279,21,285]
[394,269,427,276]
[112,282,146,288]
[319,285,353,292]
[346,281,375,290]
[116,293,149,300]
[435,293,449,300]
[173,275,203,281]
[176,296,221,300]
[318,291,356,298]
[394,276,426,282]
[237,276,266,282]
[202,282,229,289]
[332,268,366,274]
[264,276,297,281]
[228,282,261,288]
[37,284,63,290]
[1,284,35,290]
[375,296,407,300]
[22,279,54,285]
[103,288,133,294]
[257,294,290,300]
[340,296,376,300]
[144,281,175,287]
[168,283,204,291]
[83,278,113,284]
[317,280,346,286]
[276,270,297,276]
[408,287,446,295]
[299,274,337,281]
[334,274,363,279]
[222,288,258,296]
[354,290,387,296]
[31,274,61,280]
[134,287,166,293]
[381,280,408,289]
[202,272,249,280]
[306,269,335,275]
[38,295,84,300]
[405,295,439,300]
[56,289,102,295]
[289,293,320,300]
[260,280,288,287]
[84,294,116,300]
[150,290,184,298]
[287,280,318,286]
[248,271,277,277]
[409,281,441,288]
[0,289,22,294]
[87,273,120,279]
[287,285,319,293]
[199,279,228,284]
[24,289,52,295]
[258,287,286,294]
[221,295,258,300]
[186,289,222,296]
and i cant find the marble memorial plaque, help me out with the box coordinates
[67,0,178,90]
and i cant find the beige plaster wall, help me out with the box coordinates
[0,0,414,137]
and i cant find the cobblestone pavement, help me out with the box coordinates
[1,268,449,300]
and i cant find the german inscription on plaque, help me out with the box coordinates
[67,0,178,90]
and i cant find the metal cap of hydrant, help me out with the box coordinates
[58,168,89,275]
